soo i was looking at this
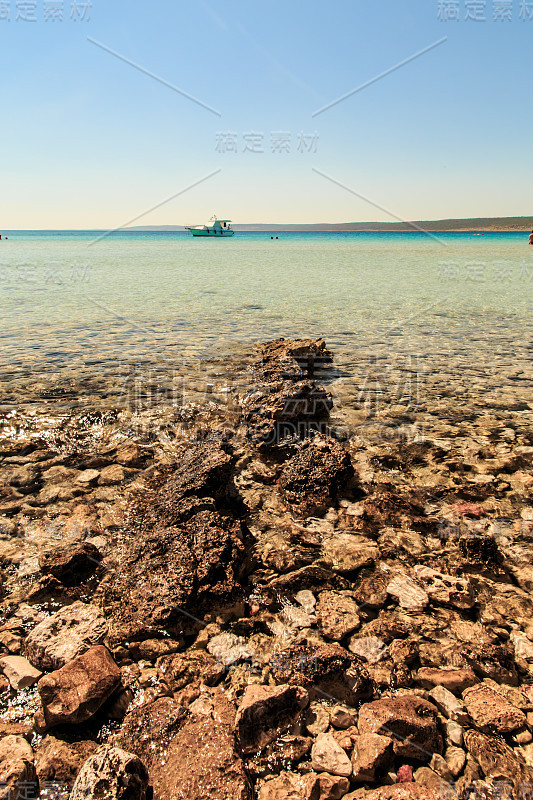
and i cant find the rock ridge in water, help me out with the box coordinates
[1,336,533,799]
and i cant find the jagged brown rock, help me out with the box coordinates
[358,695,443,761]
[278,437,355,516]
[235,684,309,754]
[36,645,120,729]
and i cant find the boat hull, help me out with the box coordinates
[189,228,234,236]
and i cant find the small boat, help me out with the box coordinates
[185,215,235,237]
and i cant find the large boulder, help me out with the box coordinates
[99,440,248,645]
[70,745,149,800]
[358,695,443,761]
[36,645,120,729]
[25,602,108,671]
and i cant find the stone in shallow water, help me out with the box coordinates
[235,684,309,755]
[316,591,361,641]
[358,695,443,762]
[386,575,428,613]
[348,636,388,664]
[278,436,354,516]
[462,683,527,734]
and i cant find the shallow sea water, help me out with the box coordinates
[0,230,532,441]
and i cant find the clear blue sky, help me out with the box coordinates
[1,0,532,227]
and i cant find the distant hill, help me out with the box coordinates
[126,216,533,232]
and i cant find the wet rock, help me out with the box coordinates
[270,642,373,706]
[351,734,395,782]
[128,638,183,661]
[103,506,246,644]
[70,745,149,800]
[413,566,474,610]
[25,601,108,671]
[278,437,354,516]
[303,772,351,800]
[316,591,361,641]
[259,771,305,800]
[329,705,358,730]
[157,649,226,691]
[358,695,443,761]
[248,736,312,779]
[36,645,120,729]
[414,667,477,694]
[207,632,253,668]
[386,576,428,613]
[427,686,469,725]
[311,733,352,777]
[462,641,518,685]
[445,746,466,778]
[0,735,37,800]
[321,535,378,575]
[98,464,127,485]
[348,786,440,799]
[349,636,388,664]
[463,729,533,788]
[0,655,42,689]
[235,684,309,754]
[117,696,251,800]
[254,338,333,383]
[38,541,102,585]
[462,683,527,734]
[305,702,331,736]
[413,766,456,798]
[396,765,414,783]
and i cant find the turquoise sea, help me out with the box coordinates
[0,230,532,426]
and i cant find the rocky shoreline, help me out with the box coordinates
[1,337,533,799]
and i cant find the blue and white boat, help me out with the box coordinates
[185,215,235,237]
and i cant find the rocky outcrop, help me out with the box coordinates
[100,440,248,644]
[278,437,355,516]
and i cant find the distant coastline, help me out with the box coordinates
[124,216,533,233]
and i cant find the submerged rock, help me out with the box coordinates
[278,437,355,516]
[235,684,309,755]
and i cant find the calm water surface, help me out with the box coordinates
[0,231,531,417]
